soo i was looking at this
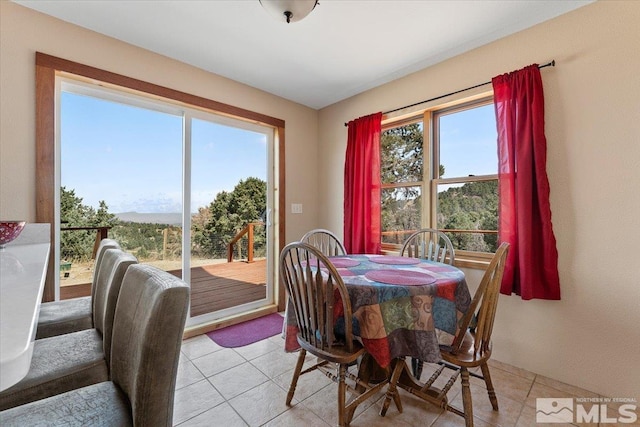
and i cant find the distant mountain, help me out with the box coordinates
[115,212,182,225]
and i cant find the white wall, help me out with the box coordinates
[317,1,640,398]
[0,1,319,243]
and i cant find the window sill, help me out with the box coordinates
[454,257,490,271]
[381,248,490,271]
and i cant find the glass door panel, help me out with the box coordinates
[189,117,271,320]
[59,87,183,297]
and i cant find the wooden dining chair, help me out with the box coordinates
[301,228,347,256]
[385,242,509,427]
[280,242,395,426]
[35,238,121,339]
[0,264,190,426]
[401,228,455,378]
[400,228,454,264]
[439,242,509,426]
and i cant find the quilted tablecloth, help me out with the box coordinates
[284,254,471,368]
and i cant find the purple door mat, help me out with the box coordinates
[206,313,284,348]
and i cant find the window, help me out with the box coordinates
[381,96,498,261]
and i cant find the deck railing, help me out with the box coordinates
[60,226,111,259]
[227,222,264,263]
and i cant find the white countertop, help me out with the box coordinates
[0,241,49,391]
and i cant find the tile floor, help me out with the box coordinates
[173,332,636,427]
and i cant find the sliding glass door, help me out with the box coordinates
[57,78,275,326]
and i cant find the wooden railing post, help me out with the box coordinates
[92,226,108,259]
[227,222,263,263]
[227,244,234,263]
[248,223,254,263]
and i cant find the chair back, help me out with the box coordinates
[92,248,138,365]
[401,228,455,265]
[280,242,355,355]
[301,229,347,256]
[450,242,509,357]
[110,264,189,427]
[91,238,121,302]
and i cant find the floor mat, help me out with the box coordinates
[206,313,284,347]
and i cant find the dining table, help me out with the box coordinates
[283,253,471,370]
[0,229,50,391]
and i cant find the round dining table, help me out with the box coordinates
[284,254,472,370]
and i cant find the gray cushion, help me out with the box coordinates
[0,329,108,411]
[0,381,132,427]
[35,296,92,339]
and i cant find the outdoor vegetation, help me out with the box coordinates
[60,177,267,264]
[381,123,498,252]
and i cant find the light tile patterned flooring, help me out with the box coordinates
[173,332,635,427]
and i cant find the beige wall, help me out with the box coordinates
[0,1,319,242]
[318,1,640,397]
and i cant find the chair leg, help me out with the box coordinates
[286,349,306,405]
[480,363,499,410]
[460,368,474,427]
[380,359,404,417]
[337,364,348,427]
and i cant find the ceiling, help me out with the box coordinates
[16,0,592,109]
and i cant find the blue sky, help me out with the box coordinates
[438,103,497,179]
[61,92,267,214]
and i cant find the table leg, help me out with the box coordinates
[394,359,449,409]
[380,358,404,416]
[358,355,449,417]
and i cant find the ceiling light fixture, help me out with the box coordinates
[259,0,319,24]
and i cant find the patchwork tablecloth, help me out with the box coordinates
[284,254,471,368]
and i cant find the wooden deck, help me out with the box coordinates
[61,259,268,318]
[169,259,267,317]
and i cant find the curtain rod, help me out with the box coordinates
[344,60,555,126]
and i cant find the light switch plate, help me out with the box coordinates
[291,203,303,214]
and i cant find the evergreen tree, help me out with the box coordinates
[60,187,117,261]
[193,177,266,258]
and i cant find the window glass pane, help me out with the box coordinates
[381,122,423,184]
[190,118,268,262]
[437,180,498,252]
[438,103,497,178]
[381,186,421,245]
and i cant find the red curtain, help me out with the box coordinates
[344,112,382,254]
[492,65,561,300]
